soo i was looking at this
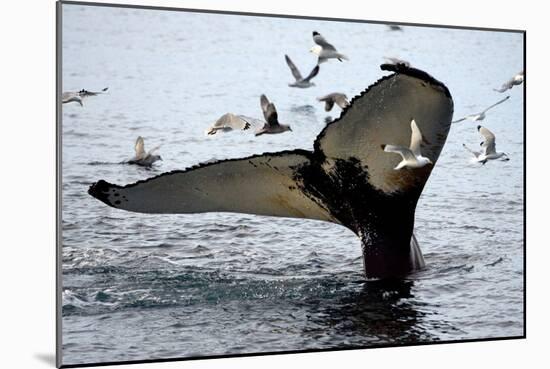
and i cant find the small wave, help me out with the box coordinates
[139,243,177,249]
[95,291,115,302]
[86,161,124,166]
[192,245,210,252]
[65,130,89,138]
[439,264,475,274]
[484,257,504,267]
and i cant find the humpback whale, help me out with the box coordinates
[88,64,454,279]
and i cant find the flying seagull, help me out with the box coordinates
[452,95,510,123]
[384,56,411,68]
[205,113,252,135]
[285,54,320,88]
[382,119,433,169]
[88,64,454,279]
[62,87,108,106]
[463,125,509,164]
[255,95,292,136]
[317,93,350,111]
[494,71,524,93]
[310,31,348,64]
[127,136,162,167]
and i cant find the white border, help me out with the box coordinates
[2,1,545,368]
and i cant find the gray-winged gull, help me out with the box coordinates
[317,93,350,111]
[62,87,108,106]
[463,125,509,164]
[88,64,454,279]
[255,95,292,136]
[494,71,524,93]
[285,55,320,88]
[382,119,433,169]
[310,31,348,64]
[127,136,162,167]
[452,95,510,123]
[205,113,252,135]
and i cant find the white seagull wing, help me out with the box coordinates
[237,115,265,130]
[481,95,510,113]
[478,126,496,155]
[409,119,423,157]
[134,136,146,158]
[383,144,416,162]
[210,113,251,132]
[62,91,76,102]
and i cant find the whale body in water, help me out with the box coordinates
[88,64,454,279]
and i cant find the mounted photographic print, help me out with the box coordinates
[57,1,525,367]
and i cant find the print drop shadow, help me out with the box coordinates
[34,353,56,366]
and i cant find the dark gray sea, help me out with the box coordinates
[60,4,524,366]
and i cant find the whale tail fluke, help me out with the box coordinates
[88,64,453,279]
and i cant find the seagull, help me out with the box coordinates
[310,31,348,64]
[62,87,108,106]
[384,56,411,68]
[255,95,292,136]
[285,55,320,88]
[463,125,509,164]
[388,25,403,31]
[205,113,252,135]
[317,93,350,111]
[127,136,162,167]
[494,71,524,93]
[381,119,433,170]
[87,64,454,279]
[452,96,510,123]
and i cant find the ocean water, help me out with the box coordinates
[60,4,524,366]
